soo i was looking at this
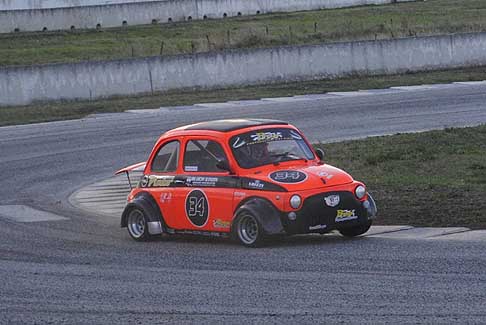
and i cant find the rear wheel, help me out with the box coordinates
[338,221,372,237]
[233,212,265,247]
[127,208,152,241]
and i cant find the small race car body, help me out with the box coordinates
[116,119,377,246]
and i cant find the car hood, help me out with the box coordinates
[248,163,354,191]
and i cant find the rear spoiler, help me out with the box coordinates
[115,161,146,190]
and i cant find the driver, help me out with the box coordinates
[249,142,270,165]
[233,142,270,168]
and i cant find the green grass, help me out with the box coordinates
[316,125,486,229]
[2,0,486,66]
[1,65,486,126]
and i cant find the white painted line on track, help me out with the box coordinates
[364,225,414,236]
[193,103,236,108]
[260,97,298,102]
[0,205,68,222]
[359,88,405,94]
[429,230,486,241]
[292,94,340,100]
[126,109,161,114]
[227,100,273,106]
[418,83,460,89]
[390,85,436,91]
[367,227,470,239]
[327,91,371,97]
[453,81,486,85]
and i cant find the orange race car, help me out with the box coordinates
[116,119,377,247]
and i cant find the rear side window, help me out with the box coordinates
[183,140,228,172]
[151,141,179,172]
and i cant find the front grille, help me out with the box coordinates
[284,191,367,233]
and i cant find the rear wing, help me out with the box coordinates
[115,161,146,190]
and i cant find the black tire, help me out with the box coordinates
[338,221,372,237]
[232,211,265,247]
[126,207,154,241]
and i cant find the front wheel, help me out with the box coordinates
[233,212,265,247]
[338,221,372,237]
[127,207,153,241]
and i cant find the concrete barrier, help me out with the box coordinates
[0,0,415,33]
[0,0,156,11]
[1,32,485,106]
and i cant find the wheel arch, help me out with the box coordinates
[120,191,167,230]
[233,196,284,235]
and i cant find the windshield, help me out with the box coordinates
[229,128,315,168]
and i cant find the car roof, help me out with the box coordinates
[177,119,289,133]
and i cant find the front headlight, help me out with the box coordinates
[355,185,366,199]
[290,195,302,209]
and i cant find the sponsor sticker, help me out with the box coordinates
[184,166,199,172]
[289,130,303,140]
[335,209,358,222]
[140,175,149,187]
[250,131,283,143]
[324,195,340,207]
[269,170,307,184]
[186,176,218,187]
[213,219,231,229]
[234,191,246,197]
[140,175,175,188]
[232,137,246,149]
[248,180,264,189]
[318,171,334,180]
[160,192,172,204]
[309,224,327,231]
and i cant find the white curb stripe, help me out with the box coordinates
[0,205,68,222]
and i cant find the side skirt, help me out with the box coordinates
[165,228,230,238]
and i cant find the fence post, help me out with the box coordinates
[148,70,154,95]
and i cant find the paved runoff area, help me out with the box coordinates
[0,205,68,222]
[69,173,486,241]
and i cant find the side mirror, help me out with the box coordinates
[216,159,233,174]
[315,148,325,161]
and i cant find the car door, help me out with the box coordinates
[143,139,182,229]
[170,137,236,232]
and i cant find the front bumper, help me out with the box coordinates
[281,191,377,234]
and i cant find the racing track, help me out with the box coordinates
[1,82,486,323]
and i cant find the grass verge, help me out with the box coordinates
[315,125,486,229]
[1,65,486,127]
[1,0,486,66]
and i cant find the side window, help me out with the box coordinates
[183,140,228,173]
[151,141,179,173]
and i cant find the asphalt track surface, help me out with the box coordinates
[1,82,486,323]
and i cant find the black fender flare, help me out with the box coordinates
[366,193,377,219]
[232,197,284,235]
[120,192,167,230]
